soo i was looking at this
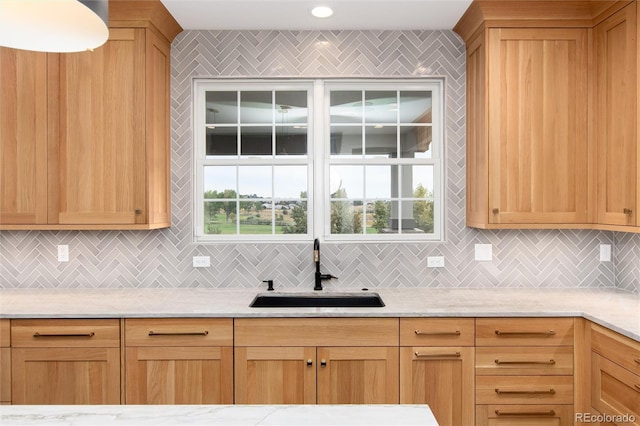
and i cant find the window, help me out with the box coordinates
[194,79,443,242]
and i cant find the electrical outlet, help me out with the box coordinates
[193,256,210,268]
[57,245,69,262]
[427,256,445,268]
[599,244,612,262]
[475,244,492,261]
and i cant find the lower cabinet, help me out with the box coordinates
[590,323,640,426]
[124,318,233,404]
[10,319,120,404]
[1,319,10,404]
[399,318,475,426]
[234,318,399,404]
[476,404,574,426]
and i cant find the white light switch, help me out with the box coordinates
[193,256,210,268]
[427,256,445,268]
[599,244,612,262]
[475,244,492,261]
[57,245,69,262]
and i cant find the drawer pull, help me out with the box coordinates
[495,388,555,395]
[494,359,555,365]
[33,332,95,338]
[415,352,461,358]
[495,410,556,417]
[494,330,556,336]
[414,330,461,336]
[148,331,209,336]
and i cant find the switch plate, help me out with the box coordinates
[475,244,492,261]
[599,244,612,262]
[193,256,210,268]
[427,256,445,268]
[57,245,69,262]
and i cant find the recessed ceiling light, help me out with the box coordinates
[311,6,333,18]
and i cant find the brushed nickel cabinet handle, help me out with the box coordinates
[33,332,95,338]
[494,330,556,336]
[495,410,556,417]
[414,330,461,336]
[495,388,555,395]
[148,331,209,336]
[494,359,555,365]
[492,208,499,214]
[415,352,461,358]
[624,208,633,215]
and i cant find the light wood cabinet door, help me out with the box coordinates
[317,346,399,404]
[234,346,316,404]
[0,320,9,403]
[11,347,120,404]
[591,352,640,426]
[125,346,233,404]
[0,48,48,225]
[52,28,146,225]
[487,28,588,225]
[595,3,638,227]
[400,346,474,426]
[476,404,574,426]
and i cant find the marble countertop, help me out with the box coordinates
[0,405,438,426]
[0,287,638,341]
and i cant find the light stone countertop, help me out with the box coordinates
[0,405,439,426]
[0,287,638,341]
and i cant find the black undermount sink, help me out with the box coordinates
[249,292,385,308]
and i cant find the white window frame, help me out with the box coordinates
[194,79,445,243]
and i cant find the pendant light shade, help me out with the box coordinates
[0,0,108,53]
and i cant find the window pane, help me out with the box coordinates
[206,91,236,124]
[279,201,307,234]
[400,126,432,159]
[241,91,272,124]
[400,91,431,123]
[241,126,272,157]
[240,205,272,234]
[403,165,434,196]
[239,166,271,198]
[365,166,391,199]
[276,126,307,156]
[330,91,362,123]
[276,91,307,124]
[204,201,237,234]
[402,200,433,233]
[206,127,237,157]
[365,125,396,158]
[274,166,307,198]
[204,166,236,196]
[366,200,392,234]
[330,126,362,156]
[330,166,363,198]
[331,200,364,234]
[365,91,396,123]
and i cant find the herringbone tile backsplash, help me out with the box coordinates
[0,30,638,292]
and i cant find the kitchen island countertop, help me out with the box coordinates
[0,287,638,341]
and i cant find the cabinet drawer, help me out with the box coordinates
[476,346,573,375]
[125,318,233,346]
[591,323,640,376]
[0,320,9,347]
[476,404,574,426]
[592,352,640,426]
[476,375,573,404]
[476,318,574,346]
[234,318,398,347]
[400,318,474,346]
[11,319,119,348]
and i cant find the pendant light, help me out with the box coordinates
[0,0,108,53]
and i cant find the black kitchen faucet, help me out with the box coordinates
[313,238,337,291]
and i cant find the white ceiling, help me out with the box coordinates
[160,0,473,31]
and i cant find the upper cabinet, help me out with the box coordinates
[456,0,640,232]
[0,0,181,230]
